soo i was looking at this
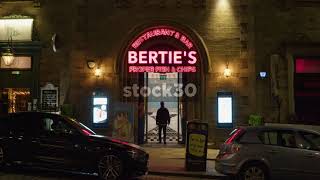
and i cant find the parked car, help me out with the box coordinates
[0,112,148,180]
[215,124,320,180]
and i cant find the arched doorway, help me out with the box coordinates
[117,22,209,144]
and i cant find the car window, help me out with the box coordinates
[279,131,297,148]
[299,131,320,151]
[0,116,10,134]
[258,131,278,145]
[10,113,40,136]
[40,115,77,135]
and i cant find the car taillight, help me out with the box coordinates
[217,144,241,160]
[231,144,241,153]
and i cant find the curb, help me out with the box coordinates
[148,170,226,179]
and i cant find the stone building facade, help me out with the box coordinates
[1,0,319,146]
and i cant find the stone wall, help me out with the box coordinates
[0,0,253,145]
[254,0,320,124]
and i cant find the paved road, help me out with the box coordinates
[0,168,223,180]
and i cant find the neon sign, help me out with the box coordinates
[131,28,193,49]
[127,27,198,73]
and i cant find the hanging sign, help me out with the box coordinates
[127,27,199,73]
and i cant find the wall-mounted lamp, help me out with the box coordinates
[224,63,232,78]
[1,48,15,66]
[259,71,267,79]
[94,68,102,77]
[1,36,15,66]
[87,60,96,69]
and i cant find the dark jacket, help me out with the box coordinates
[156,107,170,125]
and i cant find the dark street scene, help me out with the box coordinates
[1,0,320,180]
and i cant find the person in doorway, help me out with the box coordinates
[156,101,170,144]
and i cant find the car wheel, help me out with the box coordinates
[239,163,268,180]
[98,154,123,180]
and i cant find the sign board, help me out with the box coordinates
[40,83,59,112]
[0,17,33,41]
[127,26,199,73]
[93,97,108,125]
[185,121,208,171]
[217,92,233,128]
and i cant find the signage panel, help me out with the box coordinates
[127,26,199,73]
[217,92,233,128]
[93,97,108,124]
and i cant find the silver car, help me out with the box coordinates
[215,124,320,180]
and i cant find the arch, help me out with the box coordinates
[115,20,211,74]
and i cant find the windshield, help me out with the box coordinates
[66,117,96,136]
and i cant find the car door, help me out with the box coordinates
[272,130,313,178]
[7,113,39,164]
[258,130,284,173]
[33,113,67,168]
[33,113,87,170]
[260,130,302,177]
[295,131,320,177]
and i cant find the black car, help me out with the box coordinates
[0,112,148,180]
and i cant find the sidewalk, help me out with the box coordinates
[142,144,226,179]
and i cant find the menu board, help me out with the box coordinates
[41,83,59,112]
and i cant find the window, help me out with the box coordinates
[10,113,40,136]
[295,58,320,123]
[258,131,278,145]
[40,115,77,135]
[279,131,297,148]
[0,56,32,69]
[299,132,320,151]
[0,17,33,41]
[41,118,54,132]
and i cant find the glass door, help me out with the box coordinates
[144,73,182,143]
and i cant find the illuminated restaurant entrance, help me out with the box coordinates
[119,24,209,144]
[145,72,182,143]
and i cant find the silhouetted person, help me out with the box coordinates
[156,101,170,144]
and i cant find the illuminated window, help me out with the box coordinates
[0,56,32,69]
[0,16,34,41]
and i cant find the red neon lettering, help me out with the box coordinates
[131,28,194,49]
[129,66,155,73]
[128,51,198,65]
[158,51,168,64]
[129,65,196,73]
[173,51,182,64]
[176,66,197,73]
[174,32,180,39]
[155,66,170,73]
[128,51,138,64]
[188,51,197,64]
[149,51,158,64]
[139,51,148,64]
